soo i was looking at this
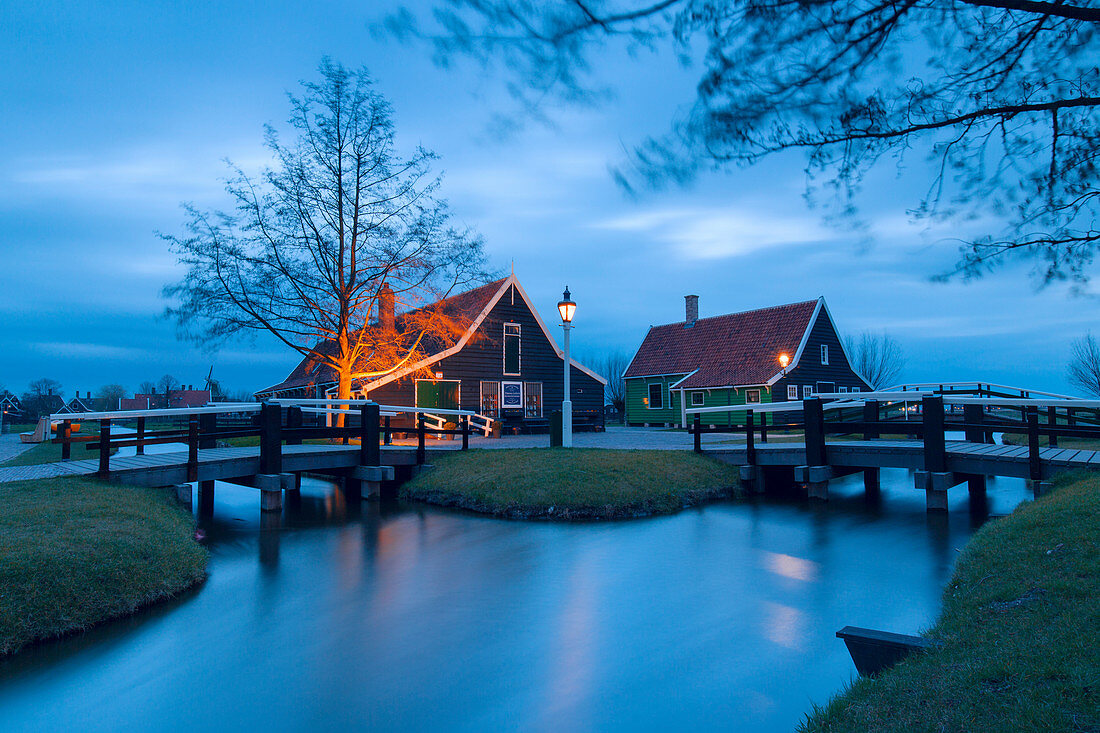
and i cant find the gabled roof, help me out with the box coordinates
[256,275,606,397]
[624,298,821,389]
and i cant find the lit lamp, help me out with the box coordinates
[558,286,577,448]
[778,353,790,372]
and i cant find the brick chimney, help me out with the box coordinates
[685,294,699,326]
[379,283,395,334]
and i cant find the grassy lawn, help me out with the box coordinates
[401,448,741,519]
[801,472,1100,732]
[1002,432,1100,451]
[0,476,207,656]
[0,427,110,468]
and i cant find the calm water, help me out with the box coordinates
[0,467,1030,732]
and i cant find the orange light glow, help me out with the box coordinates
[778,353,790,369]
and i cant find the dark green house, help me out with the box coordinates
[623,295,871,427]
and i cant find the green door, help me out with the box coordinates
[415,381,460,410]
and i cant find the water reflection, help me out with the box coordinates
[0,468,1033,732]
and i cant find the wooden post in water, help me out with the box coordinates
[416,412,426,466]
[61,419,71,460]
[963,403,984,443]
[98,419,112,479]
[863,400,879,440]
[693,414,702,454]
[187,414,199,482]
[745,410,756,466]
[360,402,380,466]
[199,413,216,450]
[136,416,146,455]
[803,398,826,466]
[922,396,946,473]
[1047,405,1058,448]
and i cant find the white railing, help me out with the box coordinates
[51,403,261,421]
[882,381,1078,400]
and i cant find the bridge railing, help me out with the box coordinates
[50,399,480,481]
[686,394,1100,481]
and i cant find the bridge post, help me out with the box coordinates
[61,419,72,461]
[259,402,283,475]
[745,410,756,466]
[417,412,426,465]
[963,403,984,443]
[461,415,469,451]
[136,416,146,455]
[384,416,392,445]
[187,414,199,482]
[286,406,303,446]
[693,415,702,454]
[863,400,879,440]
[802,398,828,500]
[199,413,216,450]
[98,418,111,479]
[921,396,950,511]
[1026,406,1044,489]
[1047,405,1058,448]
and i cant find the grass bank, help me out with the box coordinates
[0,476,208,656]
[802,473,1100,732]
[401,448,741,520]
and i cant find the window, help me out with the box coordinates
[803,385,814,398]
[503,323,521,375]
[480,381,499,417]
[821,344,829,365]
[787,385,798,400]
[746,389,762,404]
[648,383,664,409]
[691,391,704,406]
[524,382,542,418]
[839,386,848,393]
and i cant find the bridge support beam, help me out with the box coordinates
[863,468,880,494]
[198,480,215,518]
[739,465,765,494]
[1028,480,1053,497]
[256,473,295,513]
[353,465,396,500]
[915,470,964,512]
[795,465,834,501]
[172,483,192,511]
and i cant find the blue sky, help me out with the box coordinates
[0,1,1091,399]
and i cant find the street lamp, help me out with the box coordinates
[558,286,577,448]
[778,352,790,372]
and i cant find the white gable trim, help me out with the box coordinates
[358,275,607,393]
[765,297,823,386]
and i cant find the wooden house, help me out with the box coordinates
[623,295,871,427]
[256,275,607,431]
[57,392,112,414]
[120,387,210,411]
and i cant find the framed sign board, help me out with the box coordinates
[501,381,523,409]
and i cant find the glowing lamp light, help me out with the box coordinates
[778,353,790,369]
[557,287,576,324]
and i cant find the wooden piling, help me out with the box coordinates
[922,396,946,473]
[260,402,282,475]
[61,420,71,460]
[416,412,426,465]
[98,419,111,479]
[187,414,199,482]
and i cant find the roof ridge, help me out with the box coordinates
[652,297,819,329]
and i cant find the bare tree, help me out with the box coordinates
[98,384,127,407]
[28,378,62,398]
[385,2,1100,285]
[1068,333,1100,397]
[158,374,181,394]
[139,381,157,394]
[588,350,630,420]
[844,332,905,389]
[164,59,487,407]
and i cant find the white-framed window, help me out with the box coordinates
[480,381,499,417]
[787,385,798,400]
[691,391,704,407]
[503,322,521,375]
[647,383,664,409]
[524,382,543,417]
[746,389,762,404]
[820,344,829,365]
[803,385,814,398]
[839,386,848,393]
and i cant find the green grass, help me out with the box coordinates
[401,448,741,519]
[801,472,1100,732]
[1,426,110,467]
[0,476,208,656]
[1002,432,1100,451]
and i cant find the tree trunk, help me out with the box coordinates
[336,368,353,429]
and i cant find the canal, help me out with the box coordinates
[0,468,1030,732]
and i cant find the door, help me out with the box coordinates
[415,380,460,410]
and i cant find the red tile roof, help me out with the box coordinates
[624,299,820,388]
[256,279,508,396]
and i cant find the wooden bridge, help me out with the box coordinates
[688,384,1100,510]
[46,400,475,516]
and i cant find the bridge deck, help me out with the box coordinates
[706,440,1100,480]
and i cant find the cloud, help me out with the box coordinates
[29,341,153,360]
[592,206,834,259]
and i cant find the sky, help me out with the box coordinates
[0,1,1093,399]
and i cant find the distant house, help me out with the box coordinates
[623,295,871,427]
[0,393,22,418]
[57,392,112,414]
[256,275,607,431]
[120,386,210,411]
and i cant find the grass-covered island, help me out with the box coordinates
[802,473,1100,732]
[0,477,208,656]
[401,448,741,520]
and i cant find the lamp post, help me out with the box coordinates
[778,352,790,374]
[557,286,577,448]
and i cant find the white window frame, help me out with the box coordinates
[647,383,664,410]
[803,385,814,398]
[821,344,829,365]
[503,322,522,376]
[787,385,798,400]
[524,382,543,418]
[691,391,704,407]
[839,386,848,393]
[745,389,762,404]
[479,380,500,418]
[501,380,524,410]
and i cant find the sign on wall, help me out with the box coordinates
[501,381,523,409]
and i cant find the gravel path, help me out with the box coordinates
[0,433,36,463]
